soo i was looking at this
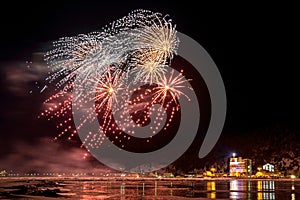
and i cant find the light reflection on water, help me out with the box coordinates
[227,179,276,200]
[0,178,299,199]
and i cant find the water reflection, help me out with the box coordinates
[291,181,295,200]
[230,179,246,199]
[75,179,290,199]
[0,178,298,199]
[207,181,216,199]
[257,180,275,200]
[228,180,275,200]
[117,180,175,198]
[120,182,125,195]
[154,181,157,196]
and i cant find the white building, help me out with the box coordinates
[263,163,274,172]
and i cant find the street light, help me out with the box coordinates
[210,168,216,174]
[257,167,262,172]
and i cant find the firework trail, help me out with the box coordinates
[40,9,191,150]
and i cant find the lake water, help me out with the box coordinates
[0,177,299,199]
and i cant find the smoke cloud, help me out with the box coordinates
[0,137,109,174]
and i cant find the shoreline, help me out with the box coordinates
[1,176,299,181]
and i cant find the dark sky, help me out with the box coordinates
[0,1,298,171]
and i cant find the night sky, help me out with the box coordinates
[0,1,298,172]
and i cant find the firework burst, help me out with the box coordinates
[131,59,167,84]
[135,15,178,63]
[39,9,191,151]
[152,69,192,106]
[93,67,124,117]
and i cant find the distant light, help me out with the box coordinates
[232,153,236,157]
[291,175,296,179]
